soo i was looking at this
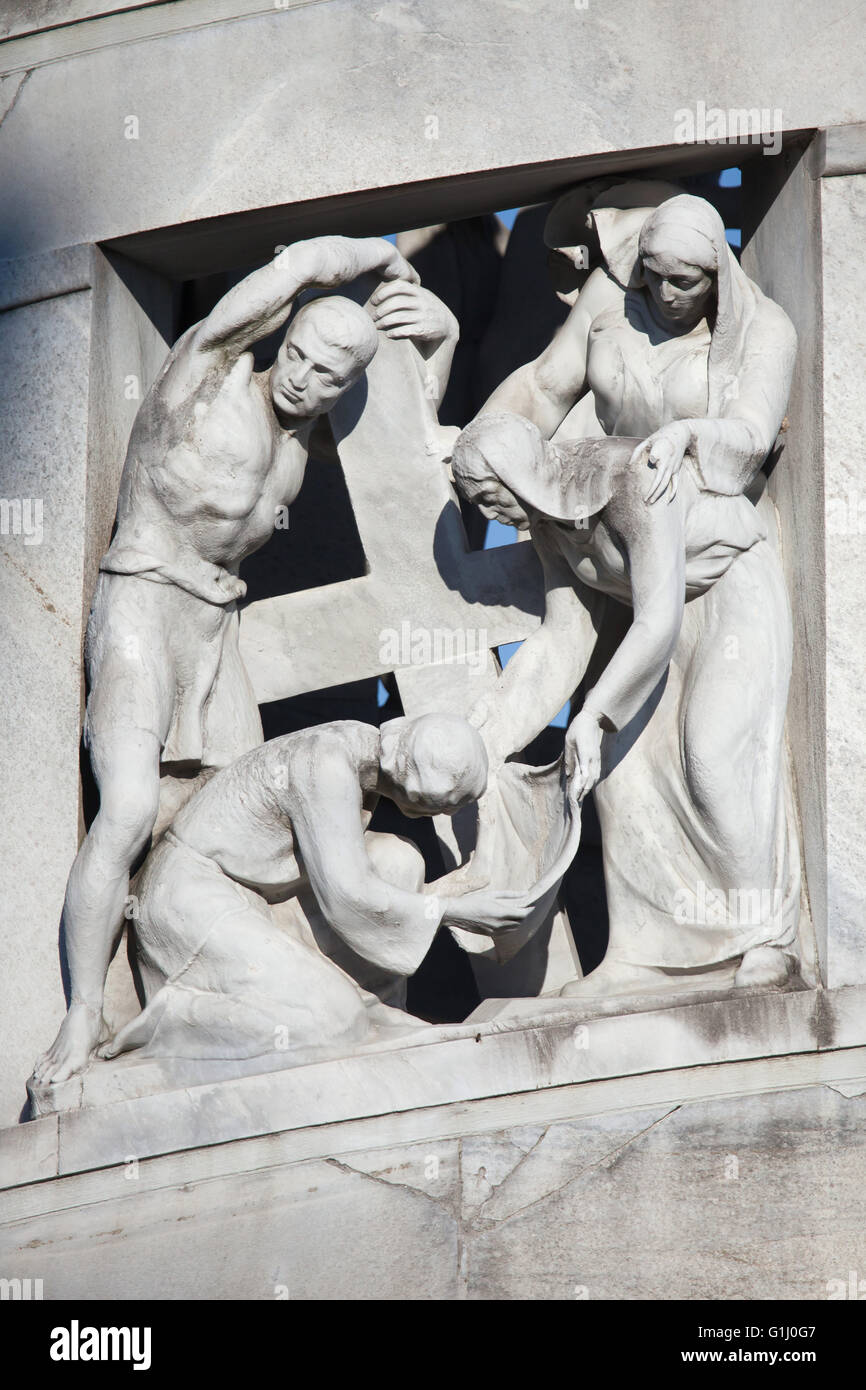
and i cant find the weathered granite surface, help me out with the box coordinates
[0,287,91,1128]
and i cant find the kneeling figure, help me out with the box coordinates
[99,714,528,1064]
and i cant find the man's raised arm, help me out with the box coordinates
[193,236,419,358]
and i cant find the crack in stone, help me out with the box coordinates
[3,546,74,630]
[469,1106,682,1232]
[0,69,30,133]
[324,1107,684,1243]
[471,1126,550,1221]
[182,74,290,219]
[823,1079,866,1099]
[456,1137,467,1301]
[324,1155,459,1222]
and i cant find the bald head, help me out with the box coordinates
[378,714,489,817]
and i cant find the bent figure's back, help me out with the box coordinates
[169,723,376,895]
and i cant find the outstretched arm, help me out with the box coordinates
[288,747,442,976]
[566,475,685,797]
[481,267,619,437]
[193,236,418,358]
[289,746,530,970]
[470,524,603,767]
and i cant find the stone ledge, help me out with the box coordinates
[2,983,864,1191]
[814,121,866,177]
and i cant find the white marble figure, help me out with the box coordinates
[93,716,530,1063]
[33,236,459,1084]
[456,191,802,999]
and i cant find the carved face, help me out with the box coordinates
[386,768,475,819]
[473,480,531,530]
[641,253,714,329]
[457,450,532,530]
[269,317,361,422]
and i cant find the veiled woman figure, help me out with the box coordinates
[453,191,805,998]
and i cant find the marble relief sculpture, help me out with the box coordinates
[32,188,807,1087]
[458,191,803,998]
[33,235,463,1084]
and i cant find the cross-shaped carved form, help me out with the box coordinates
[240,283,580,991]
[239,288,545,726]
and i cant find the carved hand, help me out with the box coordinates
[369,280,458,346]
[440,887,533,935]
[564,706,604,802]
[631,419,691,504]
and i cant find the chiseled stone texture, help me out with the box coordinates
[3,1139,462,1301]
[2,1080,864,1299]
[21,987,851,1178]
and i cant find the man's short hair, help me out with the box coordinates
[289,296,379,371]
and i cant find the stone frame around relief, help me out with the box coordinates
[12,126,855,1150]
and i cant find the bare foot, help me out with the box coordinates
[97,990,169,1059]
[560,959,674,1000]
[363,998,428,1040]
[734,946,790,989]
[31,1003,103,1085]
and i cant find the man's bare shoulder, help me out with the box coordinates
[604,443,687,545]
[170,730,353,836]
[147,321,246,408]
